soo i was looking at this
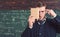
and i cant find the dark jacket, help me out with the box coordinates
[21,15,60,37]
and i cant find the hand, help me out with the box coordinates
[28,15,35,29]
[46,9,57,17]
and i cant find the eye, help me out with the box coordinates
[39,11,44,13]
[41,11,44,12]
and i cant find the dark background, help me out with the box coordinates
[0,0,60,10]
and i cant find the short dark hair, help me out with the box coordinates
[36,1,46,7]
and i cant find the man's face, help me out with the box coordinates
[38,6,46,19]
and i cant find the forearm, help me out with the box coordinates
[51,15,60,25]
[21,26,33,37]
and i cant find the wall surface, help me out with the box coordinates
[0,0,60,10]
[0,10,60,37]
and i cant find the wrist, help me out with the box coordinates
[29,25,33,29]
[53,14,57,18]
[29,23,33,29]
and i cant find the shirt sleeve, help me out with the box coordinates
[51,15,60,33]
[51,15,60,25]
[21,21,37,37]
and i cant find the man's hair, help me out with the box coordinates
[36,1,46,7]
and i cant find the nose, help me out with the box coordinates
[39,11,43,14]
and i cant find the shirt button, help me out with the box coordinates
[39,33,42,35]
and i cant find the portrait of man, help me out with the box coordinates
[21,1,60,37]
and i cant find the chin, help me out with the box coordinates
[39,16,44,19]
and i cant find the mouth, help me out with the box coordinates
[39,15,42,17]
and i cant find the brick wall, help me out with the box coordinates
[0,0,60,10]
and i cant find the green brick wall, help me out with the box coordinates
[0,10,60,37]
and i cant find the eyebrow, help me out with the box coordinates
[39,11,45,12]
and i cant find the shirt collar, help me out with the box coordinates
[38,16,47,21]
[37,16,47,25]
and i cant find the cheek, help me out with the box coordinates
[39,14,44,16]
[43,13,46,16]
[39,12,46,15]
[39,13,46,17]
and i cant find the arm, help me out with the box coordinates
[21,18,39,37]
[21,26,32,37]
[21,22,37,37]
[21,19,36,37]
[46,9,60,33]
[51,15,60,25]
[51,15,60,33]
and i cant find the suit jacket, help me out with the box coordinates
[21,15,60,37]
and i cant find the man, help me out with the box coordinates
[21,2,60,37]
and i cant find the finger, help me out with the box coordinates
[29,15,34,18]
[46,9,51,15]
[28,15,35,21]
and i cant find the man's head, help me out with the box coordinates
[36,2,46,20]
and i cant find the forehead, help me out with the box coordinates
[37,6,46,11]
